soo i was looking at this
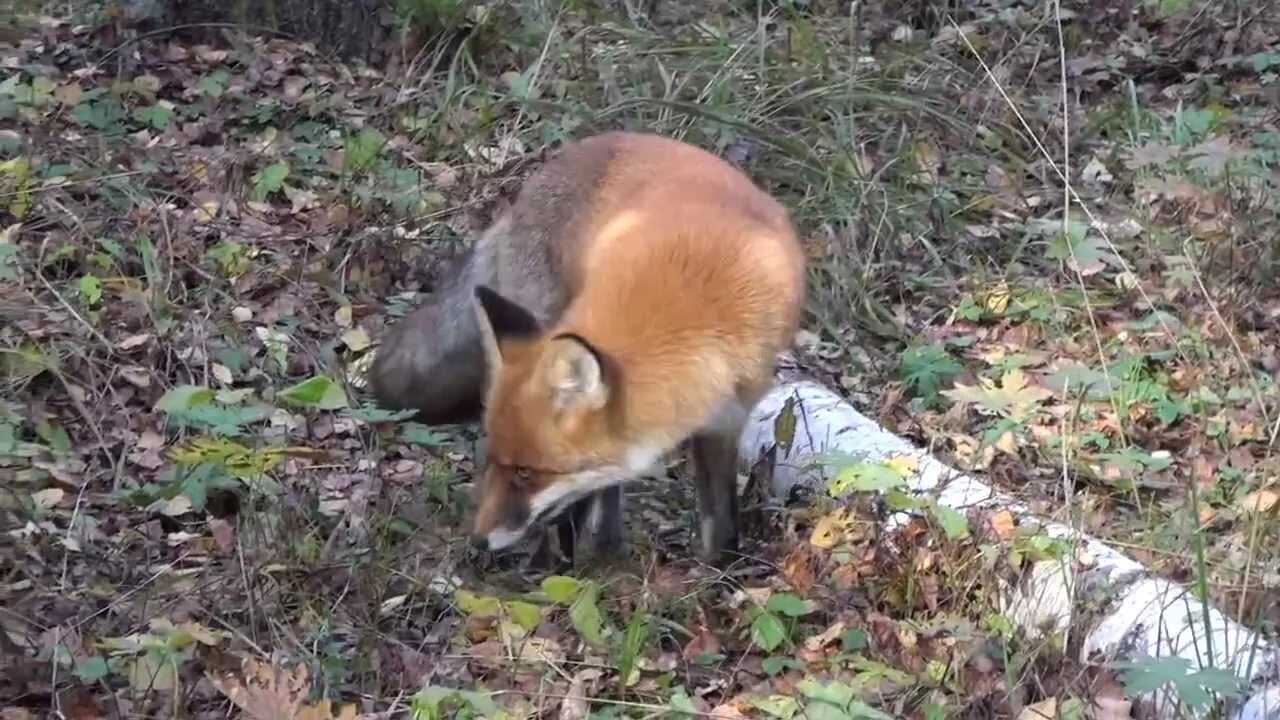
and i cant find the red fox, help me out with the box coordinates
[371,131,805,565]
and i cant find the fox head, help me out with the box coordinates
[468,286,658,552]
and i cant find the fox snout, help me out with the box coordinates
[470,483,534,552]
[470,467,629,554]
[469,518,531,552]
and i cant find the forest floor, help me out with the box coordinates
[3,1,1280,718]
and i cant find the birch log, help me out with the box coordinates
[738,378,1280,720]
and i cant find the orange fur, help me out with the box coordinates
[469,132,805,564]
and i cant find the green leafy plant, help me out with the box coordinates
[828,456,971,540]
[198,70,229,98]
[1114,656,1247,710]
[746,592,813,654]
[95,618,228,693]
[280,375,349,411]
[411,685,503,720]
[342,128,386,176]
[900,342,962,403]
[77,274,102,307]
[155,385,274,437]
[252,161,290,200]
[541,575,609,646]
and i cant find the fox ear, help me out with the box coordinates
[544,334,609,412]
[473,285,541,365]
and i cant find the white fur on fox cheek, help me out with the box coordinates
[526,470,629,524]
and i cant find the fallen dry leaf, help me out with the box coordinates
[944,367,1053,420]
[705,703,750,720]
[780,544,818,593]
[803,621,846,653]
[885,454,919,476]
[207,655,358,720]
[117,333,152,350]
[211,362,234,385]
[341,327,371,352]
[31,488,65,510]
[809,506,856,549]
[334,306,353,328]
[193,194,221,222]
[994,429,1018,455]
[989,509,1016,541]
[1237,488,1279,515]
[1017,697,1056,720]
[558,669,596,720]
[155,495,192,516]
[682,628,722,661]
[209,517,236,553]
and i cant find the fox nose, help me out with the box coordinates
[470,534,489,551]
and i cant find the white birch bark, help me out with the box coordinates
[739,378,1280,720]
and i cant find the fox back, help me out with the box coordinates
[469,131,806,562]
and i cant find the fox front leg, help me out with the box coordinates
[689,432,741,566]
[524,488,626,570]
[554,486,625,564]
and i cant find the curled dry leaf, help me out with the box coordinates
[121,366,151,388]
[803,621,846,653]
[558,669,600,720]
[116,333,153,350]
[211,363,234,385]
[681,628,722,661]
[780,544,818,593]
[1016,697,1056,720]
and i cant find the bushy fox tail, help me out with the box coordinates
[368,196,574,428]
[368,247,485,425]
[367,206,512,429]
